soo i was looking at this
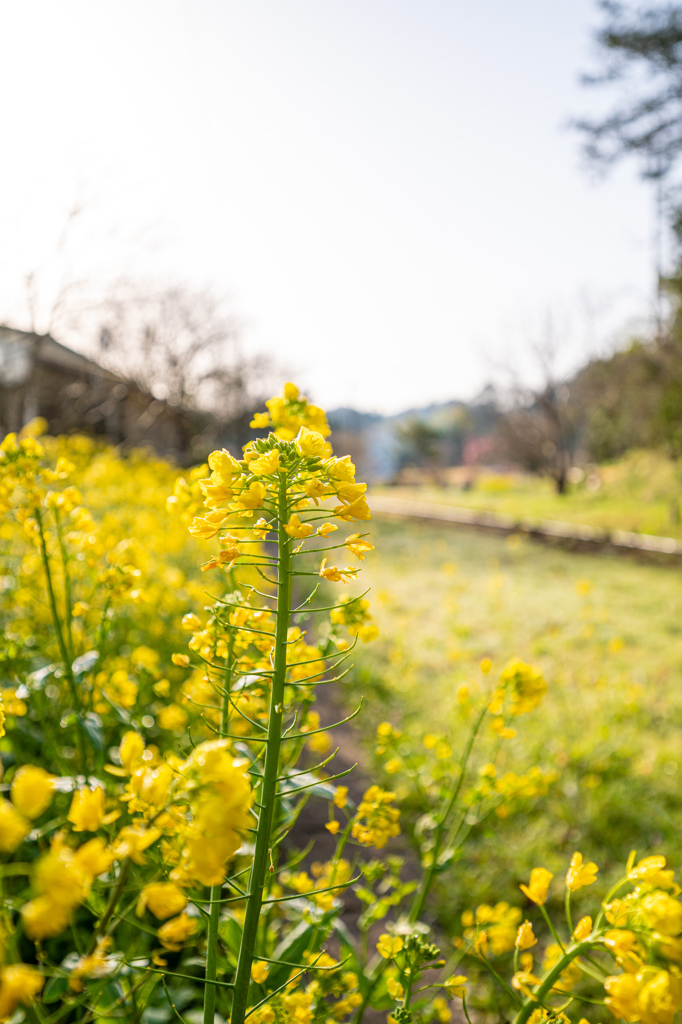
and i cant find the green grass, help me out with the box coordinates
[375,448,682,537]
[347,516,682,930]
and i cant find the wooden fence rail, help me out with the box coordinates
[369,494,682,566]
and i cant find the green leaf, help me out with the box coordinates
[42,976,69,1004]
[79,712,104,751]
[267,920,316,989]
[218,914,244,957]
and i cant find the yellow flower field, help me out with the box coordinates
[0,391,681,1024]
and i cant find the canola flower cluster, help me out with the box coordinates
[455,849,682,1024]
[0,386,389,1024]
[0,384,676,1024]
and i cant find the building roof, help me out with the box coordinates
[0,326,122,387]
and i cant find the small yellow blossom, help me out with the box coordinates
[182,613,202,631]
[319,559,359,583]
[157,912,198,951]
[443,975,467,998]
[386,977,404,1000]
[171,653,190,668]
[249,449,280,476]
[0,800,30,852]
[511,970,541,997]
[377,934,404,959]
[158,704,189,731]
[640,891,682,936]
[251,961,269,984]
[119,732,145,773]
[516,921,537,949]
[344,534,374,560]
[325,820,340,835]
[566,852,599,892]
[573,915,593,941]
[334,786,349,809]
[10,765,55,819]
[68,937,114,990]
[284,514,313,539]
[295,426,332,459]
[520,868,553,905]
[138,882,188,920]
[68,787,112,832]
[0,964,44,1019]
[603,929,638,959]
[433,996,451,1022]
[604,971,642,1021]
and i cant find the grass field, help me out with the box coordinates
[376,448,682,538]
[347,515,682,930]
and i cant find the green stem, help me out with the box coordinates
[35,507,86,772]
[409,703,487,923]
[403,970,414,1011]
[565,890,574,936]
[513,941,590,1024]
[204,633,235,1024]
[540,904,566,952]
[87,860,131,956]
[54,510,74,663]
[354,958,387,1024]
[231,472,293,1024]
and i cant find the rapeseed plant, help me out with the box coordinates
[0,387,679,1024]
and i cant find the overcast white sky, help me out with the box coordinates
[0,0,664,413]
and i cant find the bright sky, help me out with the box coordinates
[0,0,663,413]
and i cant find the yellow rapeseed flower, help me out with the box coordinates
[0,964,44,1019]
[334,786,348,809]
[319,559,359,583]
[157,912,198,951]
[640,891,682,936]
[284,514,313,539]
[516,921,537,949]
[386,977,404,1000]
[573,915,593,941]
[295,426,332,459]
[376,934,404,959]
[520,868,553,905]
[0,800,30,852]
[251,962,269,984]
[138,882,188,920]
[249,449,280,476]
[344,534,374,560]
[566,852,599,892]
[68,787,110,832]
[443,975,467,998]
[10,765,55,819]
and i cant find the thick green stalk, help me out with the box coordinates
[513,941,589,1024]
[231,473,293,1024]
[35,507,86,772]
[54,510,74,663]
[204,633,235,1024]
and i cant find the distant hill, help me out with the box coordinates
[327,391,500,482]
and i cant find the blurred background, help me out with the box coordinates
[3,0,682,497]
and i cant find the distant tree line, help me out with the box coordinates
[495,1,682,492]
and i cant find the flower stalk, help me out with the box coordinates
[230,471,294,1024]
